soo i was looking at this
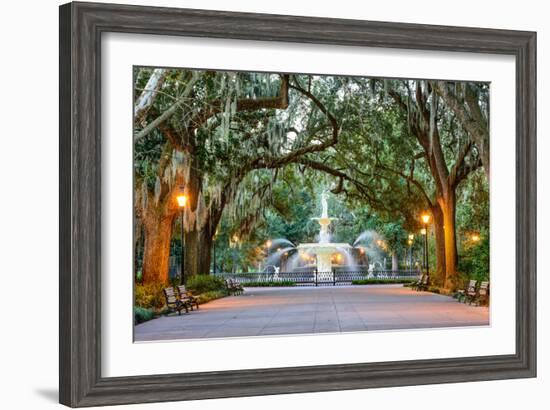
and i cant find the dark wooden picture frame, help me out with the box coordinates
[59,1,536,407]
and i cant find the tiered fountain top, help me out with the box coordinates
[296,192,352,272]
[298,191,352,248]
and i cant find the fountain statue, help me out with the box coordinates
[262,193,387,278]
[294,191,355,279]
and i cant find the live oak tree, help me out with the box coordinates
[134,70,343,283]
[434,81,490,180]
[325,80,437,277]
[305,78,484,288]
[384,80,482,289]
[133,68,489,289]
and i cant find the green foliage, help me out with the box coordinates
[134,129,165,187]
[351,279,417,285]
[195,290,229,304]
[458,237,490,281]
[134,68,490,283]
[186,275,227,294]
[242,281,296,287]
[134,283,166,309]
[169,276,181,288]
[134,307,154,324]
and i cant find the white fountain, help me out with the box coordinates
[294,191,354,277]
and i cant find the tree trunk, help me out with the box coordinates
[439,191,458,290]
[184,227,214,277]
[181,152,217,278]
[432,204,446,286]
[134,221,144,283]
[134,68,168,121]
[391,252,399,271]
[183,229,199,279]
[142,209,176,284]
[198,230,213,275]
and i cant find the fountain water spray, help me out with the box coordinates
[262,192,387,279]
[292,191,355,279]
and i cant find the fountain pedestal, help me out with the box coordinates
[295,242,354,281]
[290,192,357,280]
[315,249,333,273]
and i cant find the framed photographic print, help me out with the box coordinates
[59,1,536,407]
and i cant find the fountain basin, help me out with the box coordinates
[296,243,354,273]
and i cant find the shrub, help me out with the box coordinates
[134,282,166,309]
[196,290,229,304]
[458,237,490,282]
[186,275,227,294]
[242,281,296,287]
[351,278,417,285]
[134,307,154,324]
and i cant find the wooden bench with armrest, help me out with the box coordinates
[456,279,477,303]
[474,281,490,306]
[225,278,243,295]
[176,285,199,310]
[163,287,188,315]
[411,274,428,291]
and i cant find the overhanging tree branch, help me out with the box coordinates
[134,71,200,141]
[434,81,490,179]
[134,68,168,122]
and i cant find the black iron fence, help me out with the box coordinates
[214,269,421,287]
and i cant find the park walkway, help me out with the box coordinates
[134,284,489,341]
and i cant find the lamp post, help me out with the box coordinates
[407,234,414,273]
[421,213,431,284]
[265,240,272,274]
[230,234,240,273]
[176,189,187,285]
[265,240,272,262]
[212,239,215,274]
[212,229,218,274]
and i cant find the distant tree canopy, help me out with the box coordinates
[133,68,489,290]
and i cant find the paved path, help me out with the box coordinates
[134,285,489,341]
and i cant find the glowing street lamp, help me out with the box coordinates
[420,212,431,284]
[176,194,187,208]
[471,233,481,243]
[265,240,273,265]
[230,234,240,273]
[176,187,188,284]
[376,239,387,251]
[407,234,414,272]
[421,213,431,225]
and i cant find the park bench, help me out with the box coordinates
[411,274,428,291]
[410,276,422,290]
[473,281,490,306]
[226,278,243,295]
[176,285,199,310]
[463,280,479,304]
[456,279,477,303]
[163,287,188,315]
